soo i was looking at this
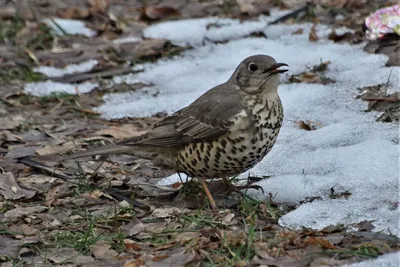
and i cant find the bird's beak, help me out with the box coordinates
[269,63,289,74]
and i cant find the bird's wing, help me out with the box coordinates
[120,84,244,147]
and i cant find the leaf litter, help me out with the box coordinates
[0,0,399,266]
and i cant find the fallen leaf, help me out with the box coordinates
[235,0,256,15]
[0,115,25,130]
[152,207,184,218]
[321,224,345,234]
[355,220,375,232]
[0,172,36,200]
[328,29,362,44]
[292,28,304,35]
[175,231,200,243]
[89,0,109,13]
[124,258,145,267]
[0,236,38,258]
[297,120,313,131]
[356,84,400,122]
[324,234,345,245]
[141,6,182,21]
[145,251,195,267]
[124,239,142,252]
[6,145,38,159]
[4,206,48,222]
[123,218,145,236]
[289,61,335,85]
[1,130,24,142]
[35,140,82,156]
[254,242,273,260]
[134,39,184,59]
[57,7,90,19]
[44,186,59,206]
[91,241,119,260]
[47,247,94,264]
[304,236,337,249]
[93,124,147,139]
[252,255,307,266]
[309,24,319,42]
[145,221,167,233]
[8,224,38,236]
[152,254,169,261]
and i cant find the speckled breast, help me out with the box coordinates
[176,106,283,178]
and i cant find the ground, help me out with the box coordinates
[0,0,399,266]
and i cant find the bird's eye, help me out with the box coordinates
[248,62,258,72]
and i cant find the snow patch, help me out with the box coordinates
[43,18,97,37]
[33,60,98,78]
[24,81,98,96]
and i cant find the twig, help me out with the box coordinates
[268,2,314,25]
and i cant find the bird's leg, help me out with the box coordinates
[200,179,218,210]
[221,177,258,201]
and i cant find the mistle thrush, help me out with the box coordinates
[40,55,288,209]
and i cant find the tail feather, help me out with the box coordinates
[34,145,134,162]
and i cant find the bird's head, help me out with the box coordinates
[230,54,288,95]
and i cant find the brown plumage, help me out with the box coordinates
[40,55,288,209]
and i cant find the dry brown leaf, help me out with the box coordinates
[124,239,142,252]
[89,0,109,13]
[304,236,337,249]
[4,206,48,222]
[93,124,147,139]
[145,221,167,233]
[144,251,195,267]
[292,28,304,35]
[57,7,90,19]
[309,24,319,42]
[289,61,335,85]
[8,224,38,236]
[0,6,16,19]
[289,72,335,84]
[124,258,145,267]
[355,220,375,232]
[0,236,39,258]
[154,242,178,251]
[47,247,94,264]
[0,115,24,130]
[141,6,182,21]
[134,39,184,59]
[175,231,201,243]
[356,84,400,122]
[44,186,59,206]
[123,217,145,236]
[328,29,362,44]
[35,140,82,156]
[254,242,274,260]
[152,207,184,218]
[152,254,169,261]
[297,120,317,131]
[1,130,23,142]
[91,241,119,260]
[235,0,256,15]
[0,172,36,200]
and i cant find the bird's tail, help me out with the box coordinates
[34,145,135,162]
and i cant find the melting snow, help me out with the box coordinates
[343,252,400,267]
[33,60,98,78]
[43,18,97,37]
[24,81,98,96]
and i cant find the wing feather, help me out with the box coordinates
[119,83,244,147]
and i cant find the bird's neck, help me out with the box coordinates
[242,90,283,127]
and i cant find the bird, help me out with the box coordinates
[39,55,288,210]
